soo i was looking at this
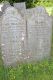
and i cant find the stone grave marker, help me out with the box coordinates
[14,2,26,17]
[26,6,52,61]
[1,6,26,66]
[1,1,10,12]
[1,4,52,66]
[0,11,2,46]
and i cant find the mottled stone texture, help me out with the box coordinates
[1,7,26,66]
[0,11,2,46]
[1,2,10,12]
[26,7,52,61]
[0,2,52,66]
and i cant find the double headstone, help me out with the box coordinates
[0,2,52,66]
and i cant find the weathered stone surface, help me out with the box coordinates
[0,11,2,46]
[0,11,2,16]
[1,2,10,12]
[1,6,26,66]
[26,6,52,61]
[14,2,26,10]
[0,4,52,66]
[14,2,26,17]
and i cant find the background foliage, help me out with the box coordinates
[0,0,53,7]
[0,0,53,15]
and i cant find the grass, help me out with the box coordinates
[0,46,53,80]
[0,58,53,80]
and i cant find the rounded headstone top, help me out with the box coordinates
[4,6,21,16]
[2,6,24,25]
[1,1,10,12]
[34,6,47,15]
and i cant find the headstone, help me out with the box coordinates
[1,1,10,12]
[1,6,26,66]
[0,11,2,46]
[14,2,26,17]
[1,4,52,66]
[14,2,26,10]
[26,6,52,61]
[14,2,28,57]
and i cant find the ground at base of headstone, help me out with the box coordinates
[0,58,53,80]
